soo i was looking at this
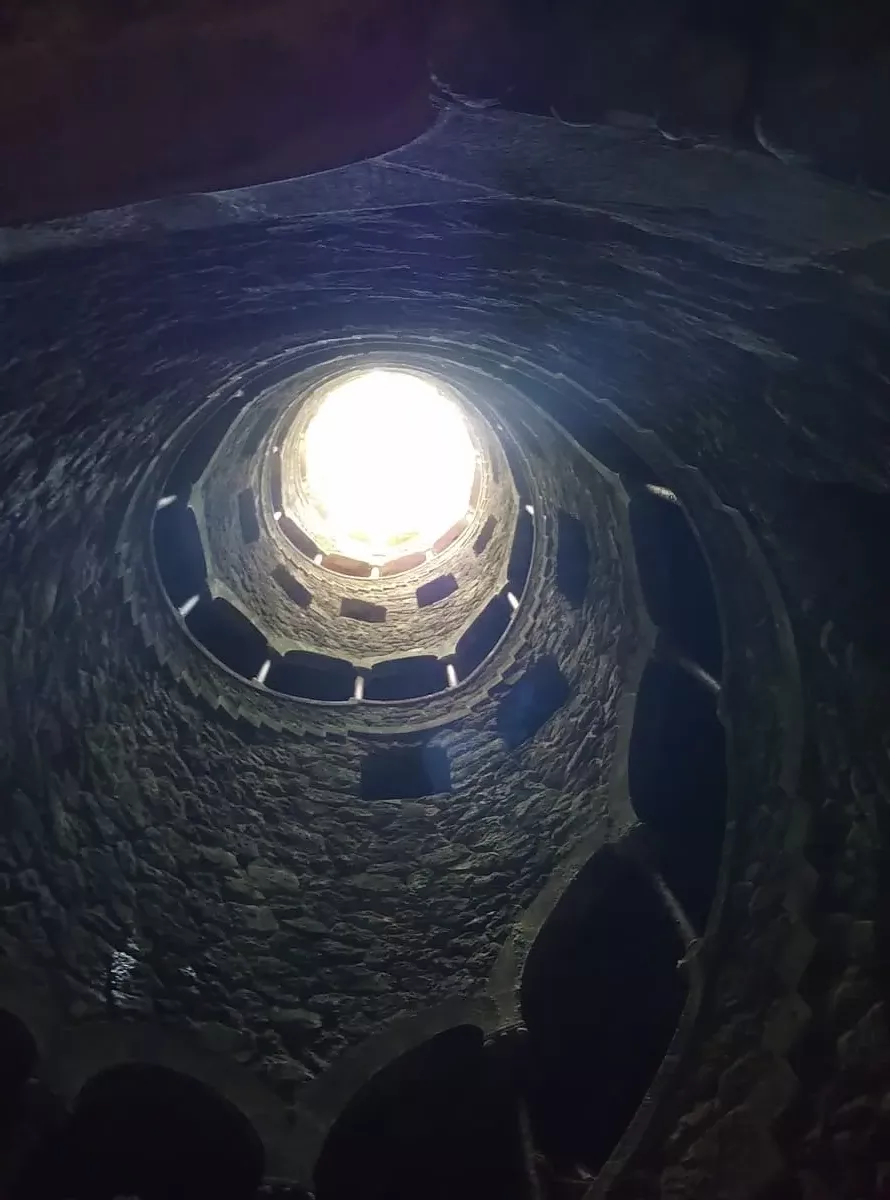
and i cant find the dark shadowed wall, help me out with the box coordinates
[4,0,890,224]
[0,0,433,223]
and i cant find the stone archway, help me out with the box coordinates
[52,1062,264,1200]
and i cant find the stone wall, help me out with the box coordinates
[431,0,890,193]
[0,0,432,223]
[3,105,890,1196]
[4,0,890,224]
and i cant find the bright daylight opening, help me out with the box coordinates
[303,370,477,562]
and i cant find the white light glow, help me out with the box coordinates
[303,371,476,561]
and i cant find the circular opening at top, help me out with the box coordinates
[302,370,477,562]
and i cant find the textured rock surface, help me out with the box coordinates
[2,105,890,1195]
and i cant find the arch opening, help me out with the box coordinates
[629,659,727,933]
[364,656,445,701]
[520,851,686,1177]
[360,742,451,799]
[555,509,591,609]
[185,596,268,680]
[51,1063,265,1200]
[314,1026,525,1200]
[152,502,207,608]
[629,488,723,678]
[497,655,570,750]
[266,650,355,701]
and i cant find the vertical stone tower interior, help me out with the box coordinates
[2,2,890,1197]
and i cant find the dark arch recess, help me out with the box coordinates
[773,478,890,670]
[497,655,570,750]
[360,741,452,800]
[185,597,268,681]
[507,508,534,588]
[454,594,512,681]
[520,849,686,1177]
[341,597,387,623]
[165,397,248,497]
[473,514,497,556]
[279,514,320,561]
[629,659,727,934]
[628,487,723,679]
[272,565,312,609]
[237,488,260,544]
[0,1008,38,1116]
[266,650,355,701]
[364,656,445,701]
[313,1026,527,1200]
[416,574,458,608]
[152,502,207,608]
[555,509,591,609]
[15,1063,264,1200]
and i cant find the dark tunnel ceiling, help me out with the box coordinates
[2,99,890,1199]
[4,0,890,225]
